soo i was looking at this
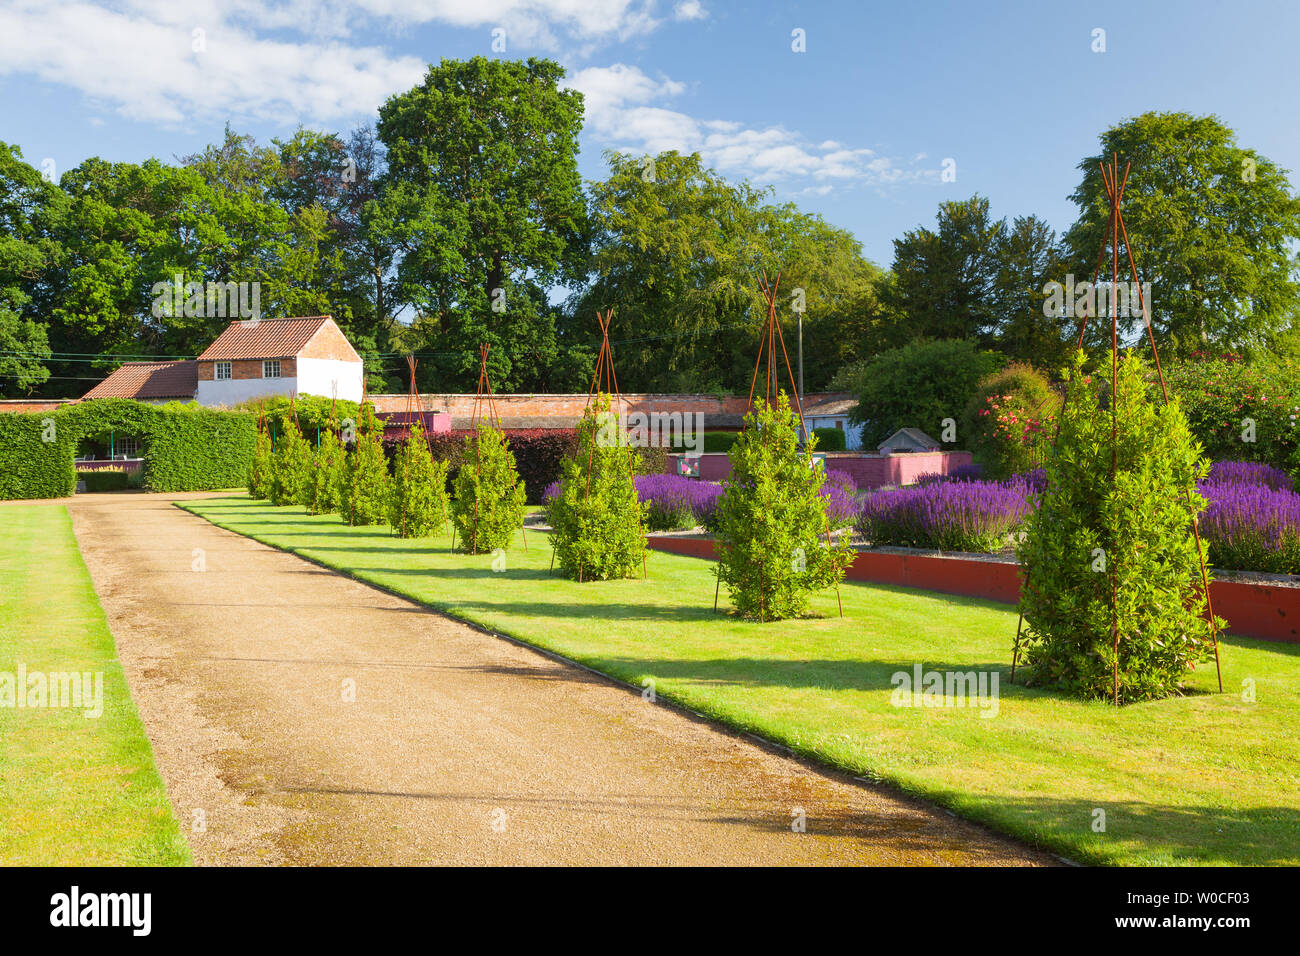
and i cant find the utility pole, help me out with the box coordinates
[797,313,805,443]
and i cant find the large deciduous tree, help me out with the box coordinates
[572,150,885,392]
[375,57,588,393]
[0,142,63,395]
[1064,112,1300,359]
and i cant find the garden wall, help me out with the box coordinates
[664,450,974,490]
[645,536,1300,644]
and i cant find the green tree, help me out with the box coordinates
[1016,351,1218,702]
[548,395,647,580]
[450,424,526,552]
[715,393,853,621]
[247,424,273,499]
[847,339,1001,446]
[0,142,63,395]
[270,416,313,506]
[573,150,886,392]
[1064,112,1300,359]
[389,419,450,537]
[992,215,1073,369]
[884,196,1005,345]
[338,405,391,525]
[375,57,587,392]
[307,425,343,515]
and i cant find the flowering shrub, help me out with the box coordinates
[914,464,985,486]
[963,364,1058,479]
[1165,353,1300,472]
[634,473,722,531]
[856,479,1033,552]
[1012,467,1048,496]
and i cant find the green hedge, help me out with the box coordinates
[0,413,77,499]
[138,403,256,491]
[78,468,133,492]
[811,427,847,452]
[1,399,257,499]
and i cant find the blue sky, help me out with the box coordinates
[2,0,1298,267]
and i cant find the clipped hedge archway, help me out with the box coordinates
[0,398,257,499]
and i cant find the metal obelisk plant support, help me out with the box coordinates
[349,376,366,527]
[454,343,525,553]
[714,271,843,618]
[549,309,647,580]
[1010,153,1223,704]
[398,353,421,538]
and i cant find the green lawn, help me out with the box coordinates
[0,505,189,865]
[183,495,1300,866]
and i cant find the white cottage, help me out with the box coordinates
[195,316,363,405]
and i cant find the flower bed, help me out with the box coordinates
[634,473,723,531]
[856,478,1034,552]
[1204,460,1293,492]
[1200,480,1300,574]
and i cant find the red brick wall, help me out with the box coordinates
[0,399,74,414]
[666,450,974,490]
[369,391,852,420]
[644,537,1300,645]
[299,320,363,362]
[199,358,296,381]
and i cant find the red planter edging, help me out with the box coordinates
[645,535,1300,644]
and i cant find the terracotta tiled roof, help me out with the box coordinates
[83,361,198,400]
[197,316,331,361]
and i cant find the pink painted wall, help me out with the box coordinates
[644,536,1300,645]
[665,450,974,490]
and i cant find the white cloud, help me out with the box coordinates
[570,62,930,189]
[0,0,670,125]
[673,1,707,21]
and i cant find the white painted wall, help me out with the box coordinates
[297,357,363,402]
[197,375,297,406]
[194,359,363,406]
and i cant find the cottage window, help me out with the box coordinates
[215,361,232,380]
[263,359,282,379]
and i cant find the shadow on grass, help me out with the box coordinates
[579,654,1037,695]
[974,795,1300,866]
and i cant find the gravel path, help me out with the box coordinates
[64,492,1053,866]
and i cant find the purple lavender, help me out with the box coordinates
[635,473,723,531]
[1203,460,1293,492]
[857,479,1033,552]
[1199,480,1300,573]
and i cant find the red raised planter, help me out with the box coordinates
[645,535,1300,644]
